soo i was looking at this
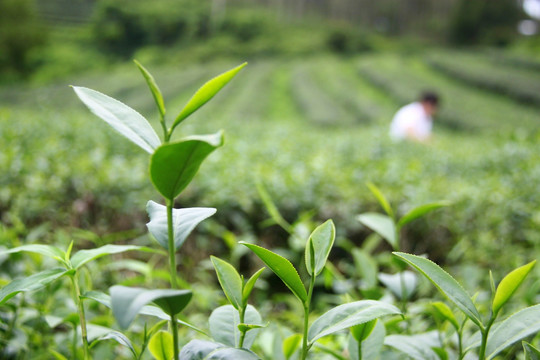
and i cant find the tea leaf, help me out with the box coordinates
[240,242,307,303]
[146,201,216,250]
[97,331,137,358]
[348,320,386,360]
[134,60,166,118]
[486,304,540,359]
[366,182,393,218]
[242,267,265,304]
[256,180,293,233]
[204,347,261,360]
[431,302,459,330]
[70,245,155,269]
[384,332,441,360]
[351,249,378,289]
[179,340,223,360]
[397,202,449,228]
[523,341,540,360]
[72,86,160,153]
[492,260,536,315]
[393,252,483,327]
[283,334,302,359]
[172,63,247,129]
[307,300,400,343]
[211,256,243,310]
[150,132,223,201]
[305,220,335,276]
[208,305,262,349]
[378,271,417,300]
[83,290,205,335]
[0,268,69,305]
[350,319,377,343]
[1,244,65,263]
[357,213,397,249]
[149,331,174,360]
[110,286,192,329]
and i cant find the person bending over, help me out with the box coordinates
[389,92,439,142]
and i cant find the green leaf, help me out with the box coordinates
[49,349,69,360]
[282,334,302,359]
[70,245,154,269]
[172,63,247,129]
[0,268,69,305]
[209,305,262,349]
[204,348,260,360]
[431,302,459,330]
[393,252,483,328]
[72,86,160,153]
[384,332,441,360]
[150,132,224,201]
[110,286,192,329]
[255,180,293,233]
[240,242,307,303]
[96,331,137,358]
[179,340,223,360]
[357,213,397,249]
[523,341,540,360]
[486,304,540,359]
[146,201,216,250]
[378,271,417,300]
[307,300,401,344]
[134,60,166,118]
[1,244,65,263]
[397,202,450,228]
[348,320,386,360]
[350,319,377,343]
[83,290,205,335]
[149,331,174,360]
[492,260,536,315]
[351,249,378,289]
[211,256,243,309]
[242,267,265,304]
[366,182,393,218]
[305,220,335,277]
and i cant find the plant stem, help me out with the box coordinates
[301,276,316,360]
[358,338,363,360]
[71,273,90,360]
[160,114,169,143]
[478,316,495,359]
[238,305,247,348]
[170,314,179,360]
[166,199,177,289]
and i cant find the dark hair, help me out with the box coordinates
[420,91,439,106]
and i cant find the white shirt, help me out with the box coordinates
[389,102,432,141]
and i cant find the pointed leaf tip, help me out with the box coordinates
[172,63,247,128]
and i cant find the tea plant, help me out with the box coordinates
[71,60,247,359]
[395,253,539,359]
[241,219,402,360]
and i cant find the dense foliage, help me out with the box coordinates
[1,51,539,358]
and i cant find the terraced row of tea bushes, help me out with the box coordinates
[357,54,540,132]
[425,50,540,106]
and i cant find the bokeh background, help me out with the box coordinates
[1,0,540,357]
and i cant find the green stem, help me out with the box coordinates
[458,329,463,360]
[167,199,177,289]
[160,114,169,143]
[238,305,247,348]
[71,273,90,360]
[301,276,316,360]
[479,316,495,359]
[170,314,179,360]
[358,338,363,360]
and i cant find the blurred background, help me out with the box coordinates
[1,0,540,271]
